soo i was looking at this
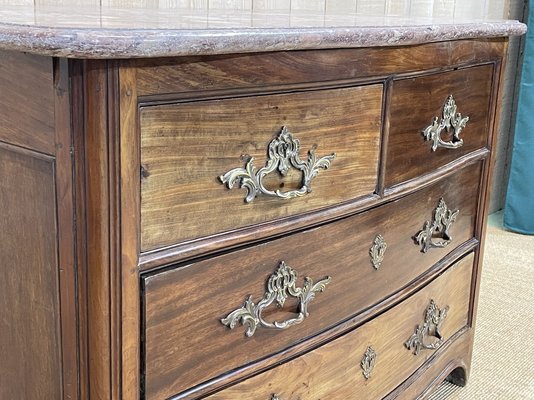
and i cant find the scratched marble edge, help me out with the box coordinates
[0,21,527,59]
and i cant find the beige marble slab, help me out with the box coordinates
[0,4,526,58]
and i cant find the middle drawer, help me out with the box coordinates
[142,161,482,400]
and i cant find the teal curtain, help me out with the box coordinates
[503,5,534,235]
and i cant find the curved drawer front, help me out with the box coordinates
[206,252,474,399]
[140,85,382,251]
[385,64,493,187]
[142,162,482,399]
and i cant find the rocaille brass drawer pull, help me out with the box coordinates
[219,126,336,203]
[405,299,449,355]
[414,198,459,253]
[221,261,331,337]
[422,95,469,151]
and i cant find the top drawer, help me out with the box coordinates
[140,85,382,252]
[385,64,493,187]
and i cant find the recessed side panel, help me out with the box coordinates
[0,145,61,400]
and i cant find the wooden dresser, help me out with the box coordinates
[0,7,526,400]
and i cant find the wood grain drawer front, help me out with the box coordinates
[142,162,482,400]
[140,85,382,251]
[207,252,475,400]
[133,41,505,97]
[385,64,493,187]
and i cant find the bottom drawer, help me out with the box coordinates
[207,252,474,399]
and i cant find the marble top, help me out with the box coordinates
[0,5,527,59]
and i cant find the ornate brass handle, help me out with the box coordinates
[422,95,469,151]
[414,198,459,253]
[221,261,331,337]
[219,126,336,203]
[405,299,449,355]
[271,395,281,400]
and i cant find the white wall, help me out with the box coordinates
[0,0,515,15]
[489,0,527,212]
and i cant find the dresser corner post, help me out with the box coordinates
[470,38,510,332]
[118,60,142,400]
[53,56,83,400]
[76,59,140,400]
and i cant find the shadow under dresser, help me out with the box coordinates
[0,8,527,400]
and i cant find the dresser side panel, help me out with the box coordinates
[0,145,62,400]
[0,51,55,154]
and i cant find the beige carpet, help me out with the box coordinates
[428,212,534,400]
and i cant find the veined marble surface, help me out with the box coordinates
[0,4,526,58]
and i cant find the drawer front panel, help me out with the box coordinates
[140,85,382,251]
[133,41,505,96]
[385,64,493,187]
[207,252,475,400]
[142,162,482,399]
